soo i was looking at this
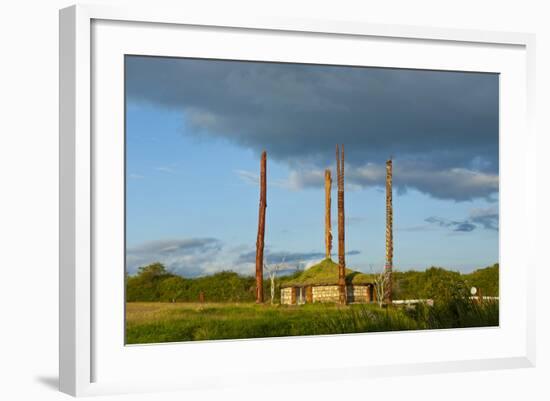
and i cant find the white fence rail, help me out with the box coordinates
[392,296,499,306]
[392,299,434,306]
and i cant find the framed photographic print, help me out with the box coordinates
[59,4,536,397]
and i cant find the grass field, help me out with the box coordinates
[125,299,498,344]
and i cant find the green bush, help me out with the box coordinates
[126,263,256,303]
[393,264,499,300]
[127,262,499,305]
[463,263,499,296]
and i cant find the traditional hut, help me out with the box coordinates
[280,258,375,305]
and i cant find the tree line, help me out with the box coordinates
[392,264,498,301]
[126,262,498,303]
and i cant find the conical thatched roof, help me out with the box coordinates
[281,258,374,288]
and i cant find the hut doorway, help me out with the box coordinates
[367,284,375,302]
[295,287,306,305]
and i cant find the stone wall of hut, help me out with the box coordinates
[281,285,372,304]
[281,287,293,305]
[346,285,370,303]
[311,285,340,302]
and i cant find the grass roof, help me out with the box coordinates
[281,258,374,287]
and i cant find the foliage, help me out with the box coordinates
[127,261,499,303]
[126,263,255,303]
[392,264,498,301]
[125,302,412,343]
[125,261,500,343]
[126,262,172,302]
[126,299,498,344]
[462,263,499,296]
[405,295,499,329]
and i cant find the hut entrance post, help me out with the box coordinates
[306,286,313,303]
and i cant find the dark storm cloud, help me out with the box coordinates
[126,56,499,201]
[126,238,223,275]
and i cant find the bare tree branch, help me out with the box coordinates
[264,255,286,305]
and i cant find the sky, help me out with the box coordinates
[125,56,499,277]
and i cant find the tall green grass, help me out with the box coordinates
[412,297,499,329]
[317,298,498,335]
[126,297,498,344]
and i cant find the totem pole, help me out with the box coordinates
[336,145,347,305]
[384,159,393,304]
[255,151,267,303]
[325,169,332,260]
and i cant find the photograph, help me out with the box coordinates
[124,56,499,344]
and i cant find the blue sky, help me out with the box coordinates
[125,56,499,277]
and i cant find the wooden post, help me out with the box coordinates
[255,151,267,303]
[384,159,393,304]
[324,169,332,260]
[336,145,347,305]
[199,291,205,304]
[306,286,313,303]
[367,284,374,302]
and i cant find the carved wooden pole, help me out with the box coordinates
[324,169,332,260]
[384,159,393,304]
[255,151,267,303]
[336,145,347,305]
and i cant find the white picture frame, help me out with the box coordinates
[59,4,536,397]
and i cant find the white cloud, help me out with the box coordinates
[234,169,258,185]
[275,161,498,201]
[155,166,176,174]
[126,238,223,276]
